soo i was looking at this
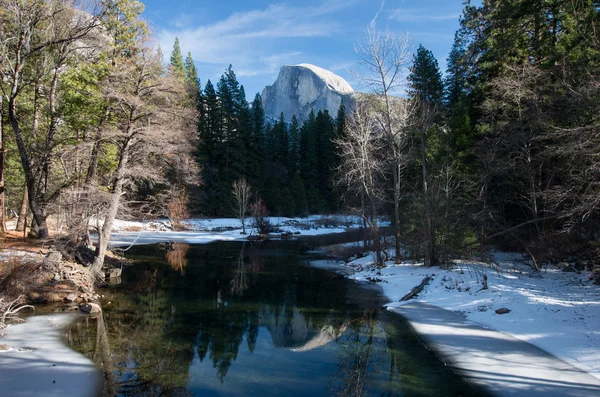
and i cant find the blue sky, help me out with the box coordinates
[141,0,469,98]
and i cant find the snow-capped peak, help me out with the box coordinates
[295,63,354,94]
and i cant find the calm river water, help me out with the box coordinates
[68,236,486,396]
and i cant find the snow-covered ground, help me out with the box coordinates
[106,215,366,247]
[0,313,102,397]
[319,250,600,381]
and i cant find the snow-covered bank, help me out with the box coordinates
[106,215,367,247]
[319,251,600,381]
[0,313,102,397]
[392,302,600,397]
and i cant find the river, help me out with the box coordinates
[67,235,487,396]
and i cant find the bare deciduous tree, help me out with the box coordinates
[90,45,197,275]
[336,98,386,265]
[354,27,415,263]
[232,178,252,234]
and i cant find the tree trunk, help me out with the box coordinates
[0,96,6,233]
[419,127,438,267]
[393,159,402,264]
[94,313,116,396]
[7,99,49,239]
[15,187,28,232]
[41,68,61,197]
[91,138,131,275]
[84,108,109,186]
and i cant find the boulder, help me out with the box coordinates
[562,266,577,273]
[64,293,78,302]
[107,268,122,278]
[0,344,9,351]
[79,303,102,314]
[262,64,355,122]
[495,308,511,315]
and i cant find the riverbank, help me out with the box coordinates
[0,313,102,397]
[318,249,600,384]
[105,215,370,247]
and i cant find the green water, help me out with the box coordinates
[68,239,486,396]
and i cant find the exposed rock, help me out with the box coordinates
[495,308,511,315]
[107,268,122,279]
[262,64,355,122]
[44,252,63,270]
[53,273,61,282]
[556,262,569,269]
[574,262,586,271]
[64,293,78,302]
[0,344,9,351]
[79,303,102,314]
[562,266,577,273]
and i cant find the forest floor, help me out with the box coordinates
[313,248,600,382]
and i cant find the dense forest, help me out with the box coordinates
[194,66,347,217]
[1,0,600,268]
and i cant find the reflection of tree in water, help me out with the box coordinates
[165,243,190,275]
[329,310,390,397]
[68,268,193,396]
[229,244,261,296]
[69,242,359,392]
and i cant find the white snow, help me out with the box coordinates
[0,313,102,397]
[324,251,600,381]
[295,64,354,94]
[392,302,600,396]
[105,215,370,247]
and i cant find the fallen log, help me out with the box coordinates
[400,276,432,302]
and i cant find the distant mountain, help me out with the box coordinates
[261,64,355,122]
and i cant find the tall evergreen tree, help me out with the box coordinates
[444,32,469,108]
[299,111,318,186]
[288,115,301,175]
[408,45,444,106]
[248,94,266,194]
[315,110,336,211]
[169,37,186,79]
[185,52,198,87]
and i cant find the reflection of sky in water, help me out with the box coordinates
[188,328,336,397]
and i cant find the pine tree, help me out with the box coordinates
[444,32,469,108]
[408,45,444,105]
[185,52,198,87]
[248,94,266,194]
[315,110,336,211]
[299,111,318,186]
[289,173,307,216]
[273,113,288,170]
[169,37,186,79]
[198,79,223,215]
[280,187,295,218]
[288,115,300,175]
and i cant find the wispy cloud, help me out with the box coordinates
[370,0,387,28]
[389,8,460,22]
[158,0,356,68]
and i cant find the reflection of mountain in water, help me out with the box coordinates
[260,305,349,351]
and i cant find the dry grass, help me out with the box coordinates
[0,260,49,301]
